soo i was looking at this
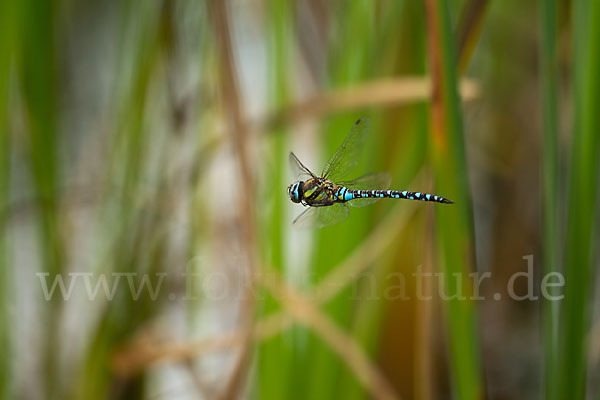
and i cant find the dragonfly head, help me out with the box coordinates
[287,181,304,203]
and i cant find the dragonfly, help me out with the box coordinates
[287,118,453,228]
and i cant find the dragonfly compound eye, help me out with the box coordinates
[288,181,304,203]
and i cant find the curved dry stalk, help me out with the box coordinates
[257,267,401,400]
[111,333,245,377]
[113,265,404,400]
[257,172,425,340]
[312,203,417,302]
[112,172,425,375]
[255,204,417,340]
[256,77,480,132]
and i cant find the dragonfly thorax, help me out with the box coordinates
[287,181,304,203]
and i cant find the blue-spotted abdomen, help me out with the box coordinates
[347,189,453,204]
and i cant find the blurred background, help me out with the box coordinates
[1,0,599,399]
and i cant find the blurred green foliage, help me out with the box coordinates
[1,1,599,400]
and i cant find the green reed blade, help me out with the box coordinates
[18,1,65,397]
[539,0,560,399]
[559,0,600,398]
[0,1,15,398]
[336,2,430,398]
[455,0,490,75]
[304,2,379,398]
[257,0,294,398]
[425,1,482,399]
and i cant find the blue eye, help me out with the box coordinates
[288,182,303,203]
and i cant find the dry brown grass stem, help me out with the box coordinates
[209,0,257,399]
[254,197,418,339]
[424,0,445,147]
[257,267,401,400]
[111,173,425,379]
[256,77,480,132]
[112,334,245,377]
[111,199,416,375]
[112,256,407,400]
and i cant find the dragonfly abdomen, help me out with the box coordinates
[343,188,453,204]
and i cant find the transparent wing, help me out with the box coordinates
[343,172,392,208]
[321,118,370,181]
[292,203,350,229]
[339,172,391,190]
[348,198,381,208]
[289,152,317,179]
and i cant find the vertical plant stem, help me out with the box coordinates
[209,1,257,399]
[258,0,293,398]
[424,1,482,399]
[307,2,376,399]
[19,1,63,397]
[415,213,434,400]
[0,1,15,398]
[455,0,489,74]
[414,1,487,397]
[560,0,600,398]
[539,0,560,399]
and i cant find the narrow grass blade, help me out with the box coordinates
[559,0,600,398]
[304,2,379,399]
[539,0,560,399]
[455,0,490,74]
[257,0,294,399]
[18,1,65,397]
[0,1,16,398]
[424,1,482,399]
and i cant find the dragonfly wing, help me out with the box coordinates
[321,118,370,181]
[340,172,391,190]
[348,198,381,208]
[289,152,317,179]
[342,172,391,208]
[292,203,350,228]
